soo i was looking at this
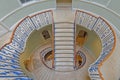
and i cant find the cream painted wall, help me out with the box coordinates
[0,0,56,33]
[19,25,52,75]
[0,24,8,36]
[0,0,20,18]
[76,25,102,59]
[91,0,110,6]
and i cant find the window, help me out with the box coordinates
[19,0,36,4]
[76,30,88,46]
[78,30,87,38]
[42,30,50,40]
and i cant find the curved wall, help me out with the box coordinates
[76,25,102,58]
[0,0,20,18]
[20,25,52,75]
[0,0,56,29]
[0,10,54,80]
[72,4,120,79]
[72,0,120,32]
[74,10,116,80]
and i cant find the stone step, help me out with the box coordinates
[55,23,74,28]
[55,29,74,33]
[55,46,74,49]
[55,62,74,66]
[55,33,74,37]
[55,66,74,71]
[55,26,74,29]
[55,54,74,57]
[55,37,74,41]
[55,50,74,53]
[55,41,74,45]
[55,58,74,61]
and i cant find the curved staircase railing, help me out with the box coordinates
[0,9,117,80]
[0,10,54,80]
[75,10,116,80]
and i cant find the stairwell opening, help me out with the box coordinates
[40,47,86,72]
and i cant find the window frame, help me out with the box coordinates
[18,0,38,6]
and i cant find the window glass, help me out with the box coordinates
[20,0,35,4]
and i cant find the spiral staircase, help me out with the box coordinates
[0,10,53,80]
[0,0,119,80]
[0,9,116,80]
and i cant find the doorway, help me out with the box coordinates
[56,0,72,3]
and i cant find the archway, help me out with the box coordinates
[56,0,72,3]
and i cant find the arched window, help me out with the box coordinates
[42,30,50,40]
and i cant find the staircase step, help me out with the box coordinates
[55,62,74,66]
[55,54,74,57]
[55,66,74,71]
[55,37,74,40]
[55,26,74,29]
[54,24,75,72]
[55,29,74,33]
[55,41,74,45]
[55,33,74,37]
[55,50,74,53]
[55,46,74,49]
[55,65,74,67]
[55,57,74,58]
[55,58,74,61]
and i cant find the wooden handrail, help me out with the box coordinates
[74,9,116,80]
[97,16,116,80]
[0,10,54,79]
